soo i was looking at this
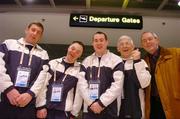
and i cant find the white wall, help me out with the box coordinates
[0,12,180,47]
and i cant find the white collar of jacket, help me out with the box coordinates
[56,57,81,67]
[91,50,110,58]
[18,37,43,51]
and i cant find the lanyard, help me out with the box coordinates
[53,70,67,84]
[53,61,68,84]
[90,56,101,80]
[19,43,35,66]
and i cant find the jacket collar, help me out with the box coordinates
[158,46,172,63]
[92,50,110,58]
[17,37,43,51]
[145,46,172,65]
[56,57,80,67]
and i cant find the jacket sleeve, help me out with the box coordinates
[36,72,51,109]
[78,65,94,106]
[71,83,83,117]
[0,42,14,92]
[169,48,180,99]
[28,52,49,98]
[99,62,124,107]
[134,59,151,88]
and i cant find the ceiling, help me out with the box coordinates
[0,0,180,17]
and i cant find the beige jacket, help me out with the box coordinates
[144,47,180,119]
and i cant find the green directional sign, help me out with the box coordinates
[69,13,143,29]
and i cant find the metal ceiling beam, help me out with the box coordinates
[14,0,22,7]
[0,6,180,18]
[86,0,91,9]
[49,0,56,8]
[122,0,130,9]
[157,0,168,11]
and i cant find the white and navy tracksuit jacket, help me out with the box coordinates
[119,59,151,119]
[36,57,81,112]
[71,51,124,117]
[0,38,49,106]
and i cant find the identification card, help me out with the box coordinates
[15,66,31,87]
[50,83,63,102]
[89,80,100,101]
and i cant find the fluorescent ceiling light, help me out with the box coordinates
[26,0,34,3]
[178,1,180,7]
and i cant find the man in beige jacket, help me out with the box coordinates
[141,31,180,119]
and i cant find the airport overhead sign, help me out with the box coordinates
[69,13,143,29]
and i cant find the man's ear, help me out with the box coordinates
[107,39,109,45]
[157,38,160,44]
[25,27,28,35]
[117,45,121,53]
[117,47,119,52]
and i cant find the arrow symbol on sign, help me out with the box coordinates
[73,16,78,21]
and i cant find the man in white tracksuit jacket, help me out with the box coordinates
[117,35,151,119]
[0,22,49,119]
[36,41,84,119]
[71,31,124,119]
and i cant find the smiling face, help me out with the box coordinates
[24,23,44,45]
[92,32,108,56]
[66,42,84,63]
[141,32,159,55]
[117,36,135,59]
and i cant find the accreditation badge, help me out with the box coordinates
[89,80,100,101]
[15,66,31,87]
[50,83,63,102]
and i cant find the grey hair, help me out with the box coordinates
[117,35,134,46]
[141,31,159,39]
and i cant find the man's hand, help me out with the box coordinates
[37,108,47,119]
[6,88,20,106]
[90,102,104,114]
[131,49,141,60]
[69,113,75,119]
[16,93,32,107]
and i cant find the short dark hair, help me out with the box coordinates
[71,41,85,52]
[93,31,108,40]
[28,22,44,33]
